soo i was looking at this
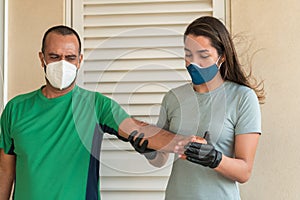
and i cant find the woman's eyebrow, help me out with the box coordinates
[184,48,209,53]
[196,49,209,53]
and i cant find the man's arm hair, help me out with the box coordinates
[118,118,204,153]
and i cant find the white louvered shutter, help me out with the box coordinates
[71,0,225,199]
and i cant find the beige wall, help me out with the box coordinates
[7,0,64,100]
[231,1,300,199]
[7,0,300,199]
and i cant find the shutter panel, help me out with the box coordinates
[72,0,225,199]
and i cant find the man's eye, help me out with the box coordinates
[66,57,77,61]
[50,56,59,59]
[185,54,192,58]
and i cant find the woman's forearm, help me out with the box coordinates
[214,133,260,183]
[214,155,253,183]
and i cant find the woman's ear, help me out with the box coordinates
[221,54,226,63]
[217,54,225,67]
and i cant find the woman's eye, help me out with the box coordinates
[199,55,209,59]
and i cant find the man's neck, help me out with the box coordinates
[42,84,75,99]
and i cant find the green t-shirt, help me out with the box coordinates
[157,81,261,200]
[0,85,130,200]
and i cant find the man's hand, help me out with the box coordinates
[184,132,222,168]
[128,130,157,160]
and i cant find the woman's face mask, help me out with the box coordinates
[187,57,222,85]
[44,60,78,90]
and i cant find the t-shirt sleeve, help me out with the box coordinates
[235,89,261,135]
[156,93,170,130]
[99,96,131,136]
[0,103,15,154]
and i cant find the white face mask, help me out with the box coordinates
[44,60,77,90]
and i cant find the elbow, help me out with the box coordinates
[216,156,255,183]
[147,152,169,168]
[237,176,249,184]
[148,160,166,168]
[148,157,168,168]
[236,170,252,184]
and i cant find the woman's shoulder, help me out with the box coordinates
[225,81,259,105]
[162,83,196,106]
[163,83,193,100]
[225,81,255,95]
[167,83,193,95]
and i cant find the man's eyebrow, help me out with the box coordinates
[65,54,77,58]
[48,53,59,56]
[47,53,77,58]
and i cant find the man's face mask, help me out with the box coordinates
[186,57,222,85]
[44,60,77,90]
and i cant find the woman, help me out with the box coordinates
[130,16,264,199]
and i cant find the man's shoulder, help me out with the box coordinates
[2,89,40,113]
[75,86,106,98]
[8,89,40,105]
[74,86,112,104]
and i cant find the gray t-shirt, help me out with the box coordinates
[157,81,261,200]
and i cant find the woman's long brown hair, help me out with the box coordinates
[184,16,265,103]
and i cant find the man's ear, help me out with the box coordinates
[78,54,83,69]
[38,52,45,68]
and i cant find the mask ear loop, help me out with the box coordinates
[216,56,223,69]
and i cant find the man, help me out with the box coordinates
[0,25,205,200]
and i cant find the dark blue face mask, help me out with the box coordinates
[186,57,222,85]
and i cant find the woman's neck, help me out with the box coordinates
[192,73,224,93]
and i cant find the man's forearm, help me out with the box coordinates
[0,150,15,200]
[0,173,14,200]
[118,118,199,152]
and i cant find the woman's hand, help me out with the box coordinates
[184,132,222,168]
[174,135,207,157]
